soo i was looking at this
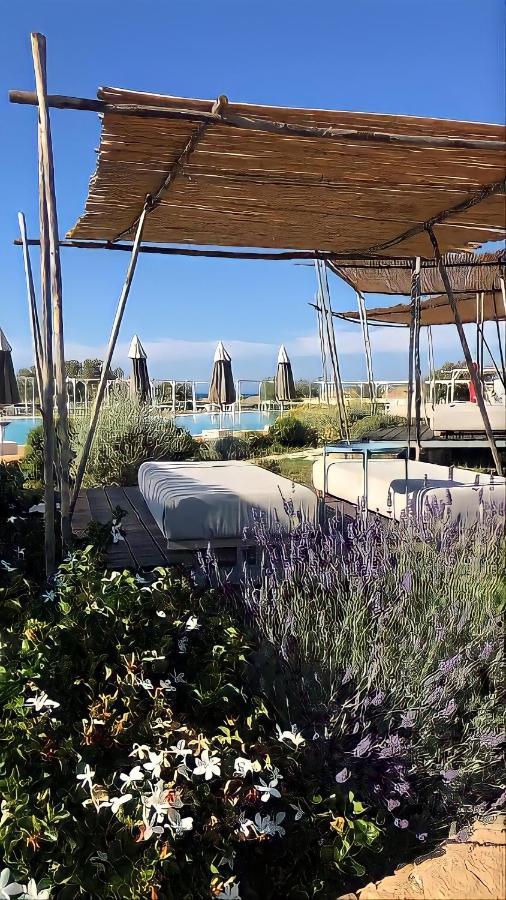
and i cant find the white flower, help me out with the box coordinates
[185,616,200,631]
[275,724,305,748]
[236,812,254,837]
[290,802,304,821]
[14,547,25,560]
[171,671,186,684]
[254,811,286,837]
[139,811,165,840]
[234,757,261,778]
[1,560,16,573]
[159,680,176,692]
[135,573,150,584]
[119,765,144,790]
[142,651,165,662]
[218,849,236,870]
[166,810,193,836]
[41,590,55,603]
[22,878,49,900]
[22,880,50,900]
[218,880,241,899]
[193,749,221,781]
[254,777,281,802]
[129,743,150,759]
[111,525,124,544]
[156,610,166,618]
[108,793,132,815]
[76,764,95,793]
[0,869,24,898]
[142,781,171,822]
[6,516,18,524]
[138,678,154,691]
[25,692,60,713]
[143,751,164,779]
[169,740,192,761]
[178,637,188,653]
[28,503,45,514]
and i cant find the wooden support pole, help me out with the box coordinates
[406,261,417,458]
[9,89,506,152]
[427,226,503,475]
[413,259,422,459]
[31,33,73,550]
[356,291,376,412]
[38,126,56,577]
[70,204,149,513]
[18,212,43,405]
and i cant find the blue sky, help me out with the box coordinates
[1,0,504,384]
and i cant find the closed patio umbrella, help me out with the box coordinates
[0,329,20,407]
[128,334,151,403]
[275,344,295,402]
[208,341,236,409]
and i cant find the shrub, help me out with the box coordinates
[349,412,404,440]
[20,424,45,485]
[242,509,505,856]
[200,434,250,460]
[243,430,274,456]
[269,415,317,447]
[72,400,197,486]
[0,542,380,898]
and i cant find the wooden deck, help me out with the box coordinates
[73,487,169,569]
[365,424,506,449]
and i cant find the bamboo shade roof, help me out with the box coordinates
[68,88,506,257]
[339,290,506,327]
[329,250,506,294]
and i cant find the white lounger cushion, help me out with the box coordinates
[312,457,505,522]
[139,460,317,542]
[428,402,506,434]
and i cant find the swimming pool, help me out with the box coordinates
[0,410,279,445]
[1,418,41,445]
[174,410,279,435]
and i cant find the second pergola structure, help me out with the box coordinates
[10,32,506,574]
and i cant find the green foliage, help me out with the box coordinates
[72,400,197,486]
[0,463,25,515]
[269,415,317,448]
[20,425,45,486]
[200,435,250,461]
[349,412,404,440]
[243,431,274,456]
[0,540,380,898]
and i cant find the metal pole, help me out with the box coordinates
[427,226,502,475]
[70,203,149,513]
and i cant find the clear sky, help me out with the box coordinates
[1,0,504,385]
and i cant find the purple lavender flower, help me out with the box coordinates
[353,735,373,758]
[479,732,505,749]
[394,818,409,829]
[399,710,416,729]
[457,827,471,843]
[439,654,461,675]
[387,798,400,811]
[371,690,385,707]
[479,641,494,660]
[441,699,457,719]
[417,832,428,841]
[335,767,350,784]
[400,571,412,593]
[342,666,353,685]
[441,768,459,783]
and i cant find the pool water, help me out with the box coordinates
[1,411,278,445]
[1,418,41,445]
[174,410,278,435]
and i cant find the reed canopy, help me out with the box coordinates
[67,88,506,258]
[338,290,506,328]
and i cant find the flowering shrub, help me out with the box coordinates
[0,533,381,898]
[242,507,505,855]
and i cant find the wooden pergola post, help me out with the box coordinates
[70,203,150,513]
[31,33,73,550]
[18,212,43,405]
[427,226,503,475]
[356,291,376,412]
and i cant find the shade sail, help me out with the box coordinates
[275,344,296,401]
[208,341,236,408]
[128,334,151,402]
[339,290,506,327]
[0,329,21,406]
[329,250,506,295]
[68,87,506,257]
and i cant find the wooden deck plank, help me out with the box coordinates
[122,487,170,562]
[72,489,92,535]
[86,488,135,568]
[105,486,166,568]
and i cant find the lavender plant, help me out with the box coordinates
[241,504,505,849]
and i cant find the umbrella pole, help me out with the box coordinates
[70,203,149,514]
[427,226,502,475]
